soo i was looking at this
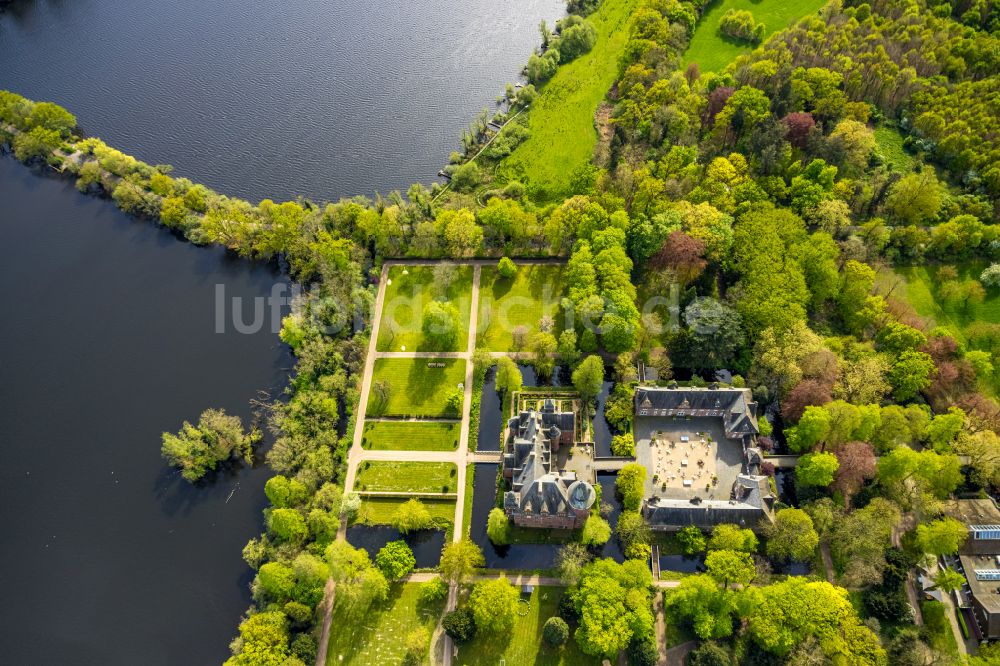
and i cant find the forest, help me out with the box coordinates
[4,0,1000,663]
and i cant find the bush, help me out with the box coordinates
[581,514,612,546]
[981,263,1000,288]
[678,525,706,555]
[443,607,476,643]
[290,633,318,664]
[718,9,765,44]
[498,256,517,279]
[527,50,560,84]
[419,577,449,605]
[375,540,416,581]
[627,637,658,666]
[542,616,569,647]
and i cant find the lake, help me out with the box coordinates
[0,0,564,203]
[0,157,293,664]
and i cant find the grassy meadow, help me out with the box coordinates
[477,264,567,351]
[377,264,474,352]
[684,0,828,73]
[362,420,460,451]
[498,0,639,201]
[354,461,458,494]
[454,586,598,666]
[367,358,467,418]
[326,583,445,666]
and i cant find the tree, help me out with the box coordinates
[392,498,434,534]
[832,441,876,502]
[616,510,651,560]
[745,578,884,662]
[574,559,654,656]
[573,355,605,402]
[780,380,832,423]
[326,541,389,616]
[829,119,876,174]
[443,607,476,643]
[161,408,260,482]
[915,517,968,556]
[886,170,942,225]
[470,575,518,635]
[830,498,900,586]
[440,539,484,584]
[955,429,1000,488]
[766,508,819,561]
[422,301,460,350]
[543,616,569,646]
[256,562,296,601]
[268,508,308,543]
[666,574,738,639]
[225,611,290,666]
[795,452,839,488]
[705,550,755,589]
[531,331,558,379]
[687,641,731,666]
[787,405,830,452]
[557,543,592,586]
[487,507,512,545]
[933,567,966,594]
[264,475,309,508]
[376,540,415,581]
[403,626,430,665]
[497,256,517,279]
[678,525,706,555]
[616,463,647,511]
[888,350,935,401]
[611,432,635,457]
[708,524,758,553]
[581,515,612,546]
[680,297,746,369]
[495,356,522,395]
[651,230,707,286]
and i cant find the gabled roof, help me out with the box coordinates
[634,387,760,436]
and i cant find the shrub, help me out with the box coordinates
[443,607,476,643]
[581,515,611,546]
[982,263,1000,288]
[418,577,449,605]
[718,9,765,44]
[678,525,706,555]
[542,616,569,646]
[375,540,416,581]
[498,256,517,279]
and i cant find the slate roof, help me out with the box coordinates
[503,407,592,517]
[635,387,759,439]
[644,472,775,529]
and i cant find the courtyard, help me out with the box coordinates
[634,415,745,501]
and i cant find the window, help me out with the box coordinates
[975,569,1000,581]
[971,525,1000,540]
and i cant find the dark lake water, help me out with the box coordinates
[346,525,445,568]
[0,157,293,665]
[0,0,564,203]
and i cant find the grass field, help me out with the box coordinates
[355,497,457,527]
[921,600,960,659]
[462,462,474,538]
[377,265,474,352]
[455,586,599,665]
[478,264,567,350]
[367,358,467,417]
[362,421,460,451]
[498,0,639,201]
[891,263,1000,344]
[874,123,916,172]
[684,0,828,73]
[326,583,445,666]
[355,461,458,493]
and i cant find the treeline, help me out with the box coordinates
[528,13,599,84]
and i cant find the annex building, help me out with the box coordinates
[502,398,596,529]
[941,499,1000,639]
[635,386,776,530]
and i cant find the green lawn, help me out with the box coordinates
[455,586,599,665]
[462,462,474,538]
[362,420,460,451]
[478,264,567,350]
[326,583,445,666]
[921,600,960,659]
[684,0,828,74]
[498,0,639,201]
[377,264,474,352]
[355,461,458,493]
[893,263,1000,344]
[367,358,468,418]
[874,123,915,172]
[355,497,456,528]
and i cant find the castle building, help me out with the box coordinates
[502,399,595,529]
